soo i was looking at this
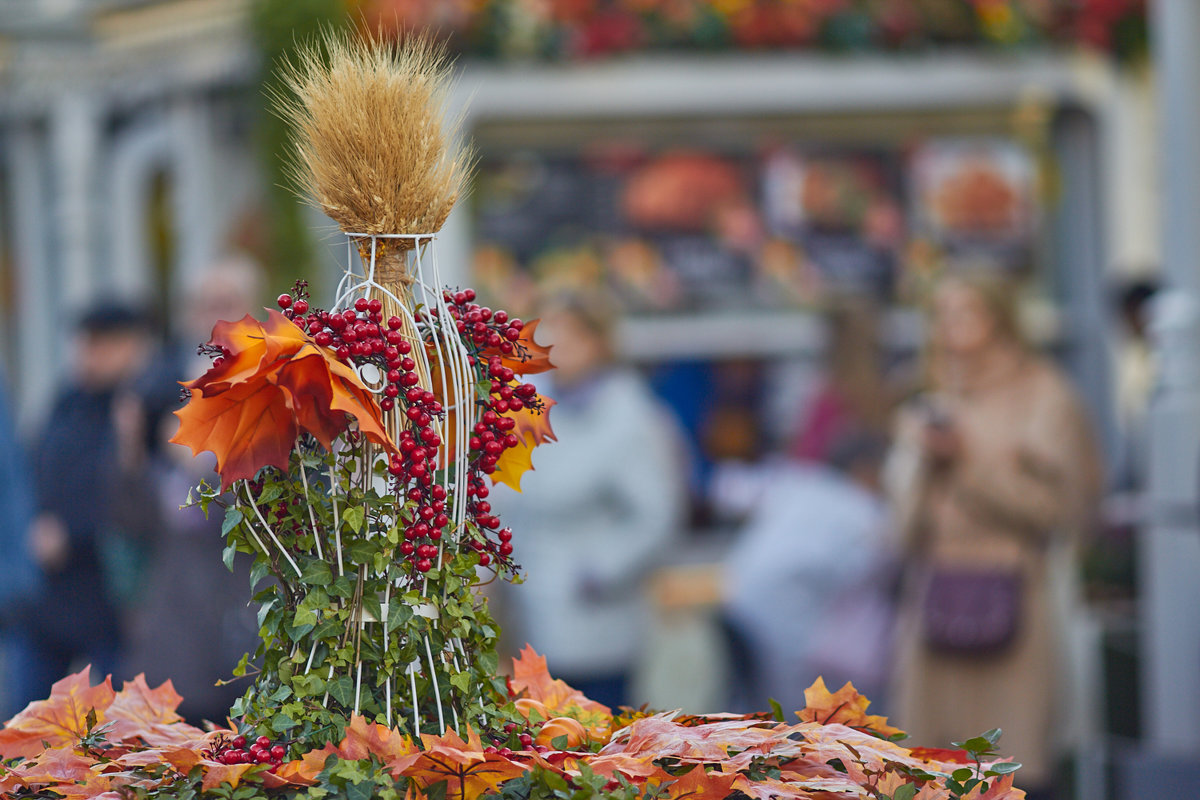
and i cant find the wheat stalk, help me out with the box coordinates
[273,30,470,275]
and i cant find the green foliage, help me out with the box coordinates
[192,443,507,748]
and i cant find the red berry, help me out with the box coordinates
[400,541,415,555]
[518,733,533,747]
[293,299,309,315]
[354,298,370,312]
[478,553,491,567]
[232,735,247,749]
[271,745,286,759]
[499,542,514,556]
[367,298,383,314]
[315,331,333,347]
[387,316,402,330]
[256,736,271,748]
[416,558,432,573]
[380,398,395,411]
[277,294,292,309]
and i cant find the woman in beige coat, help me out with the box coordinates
[887,274,1101,799]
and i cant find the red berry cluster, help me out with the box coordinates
[206,734,288,769]
[442,291,548,573]
[268,283,550,576]
[444,288,524,353]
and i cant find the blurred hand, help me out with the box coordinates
[29,514,69,572]
[922,420,963,468]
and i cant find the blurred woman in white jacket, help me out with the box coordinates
[490,296,688,709]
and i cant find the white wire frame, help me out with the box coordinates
[333,232,477,734]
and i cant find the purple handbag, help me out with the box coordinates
[922,567,1023,655]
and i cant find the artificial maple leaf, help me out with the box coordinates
[490,394,556,493]
[654,765,740,800]
[104,675,205,749]
[173,381,298,490]
[0,746,95,793]
[484,318,553,376]
[199,759,254,791]
[194,312,307,395]
[507,396,556,447]
[274,743,339,786]
[492,435,536,492]
[335,715,421,779]
[605,715,781,767]
[797,677,903,738]
[408,728,528,799]
[0,667,116,759]
[511,646,611,720]
[909,746,972,764]
[172,310,396,489]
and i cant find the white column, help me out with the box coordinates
[1143,0,1200,754]
[6,122,61,428]
[50,92,100,310]
[169,95,218,303]
[108,115,171,300]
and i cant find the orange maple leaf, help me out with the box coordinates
[335,715,421,779]
[0,667,116,759]
[408,728,528,799]
[199,759,255,791]
[484,318,553,376]
[510,646,612,733]
[104,674,205,748]
[171,310,395,489]
[654,765,740,800]
[797,677,903,738]
[274,743,339,786]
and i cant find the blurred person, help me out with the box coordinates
[721,432,894,714]
[886,273,1101,800]
[490,294,688,709]
[1111,277,1158,491]
[11,302,155,704]
[116,255,263,723]
[791,300,897,463]
[0,373,41,719]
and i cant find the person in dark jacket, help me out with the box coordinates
[9,302,154,705]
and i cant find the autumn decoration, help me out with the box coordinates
[0,652,1026,800]
[2,29,1027,800]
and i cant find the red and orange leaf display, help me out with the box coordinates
[0,659,1024,800]
[170,310,395,489]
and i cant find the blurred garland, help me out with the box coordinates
[359,0,1147,63]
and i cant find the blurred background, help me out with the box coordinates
[1,1,1198,799]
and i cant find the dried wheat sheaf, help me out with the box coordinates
[273,32,469,244]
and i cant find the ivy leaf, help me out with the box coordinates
[343,505,365,534]
[222,506,244,536]
[301,559,333,586]
[327,676,355,707]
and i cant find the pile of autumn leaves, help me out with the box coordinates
[0,648,1024,800]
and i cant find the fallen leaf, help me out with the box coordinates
[0,667,116,759]
[797,677,903,738]
[408,728,528,798]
